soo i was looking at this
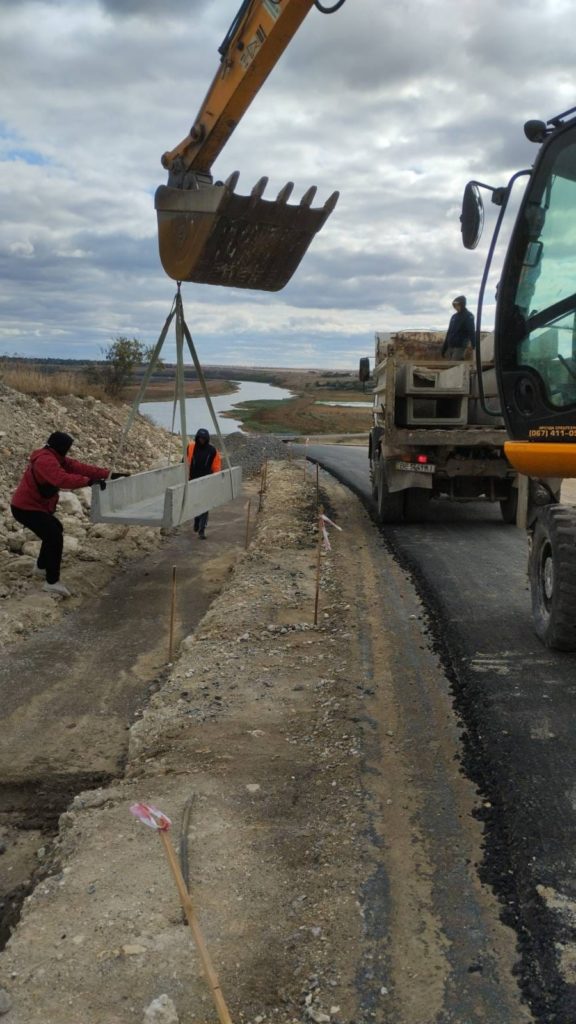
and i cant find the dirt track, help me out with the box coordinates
[0,462,533,1023]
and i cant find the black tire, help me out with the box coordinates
[376,466,404,524]
[370,459,379,499]
[404,487,431,523]
[529,505,576,651]
[500,488,518,525]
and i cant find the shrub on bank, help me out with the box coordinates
[0,361,107,401]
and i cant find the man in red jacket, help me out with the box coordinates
[11,432,110,597]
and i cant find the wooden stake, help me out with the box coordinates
[258,462,265,512]
[168,565,177,663]
[245,499,252,550]
[314,507,323,626]
[158,829,233,1024]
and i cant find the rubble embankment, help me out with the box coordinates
[0,380,288,647]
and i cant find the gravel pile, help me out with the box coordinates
[221,431,291,477]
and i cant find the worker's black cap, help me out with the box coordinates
[453,295,467,306]
[46,431,74,456]
[195,428,210,442]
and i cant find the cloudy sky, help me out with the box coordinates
[0,0,573,368]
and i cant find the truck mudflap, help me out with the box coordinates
[155,177,339,291]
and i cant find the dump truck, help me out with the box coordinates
[364,330,518,523]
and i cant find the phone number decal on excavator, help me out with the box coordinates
[529,426,576,439]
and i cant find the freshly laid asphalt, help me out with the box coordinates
[303,443,576,1024]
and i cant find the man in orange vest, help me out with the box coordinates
[186,428,222,539]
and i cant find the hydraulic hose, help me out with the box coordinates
[314,0,347,11]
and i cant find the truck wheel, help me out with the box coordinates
[404,488,431,523]
[500,489,518,525]
[529,505,576,650]
[376,470,404,524]
[370,460,379,499]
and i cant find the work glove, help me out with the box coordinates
[110,471,131,480]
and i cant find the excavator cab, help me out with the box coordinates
[461,110,576,478]
[155,174,339,292]
[462,108,576,649]
[495,116,576,476]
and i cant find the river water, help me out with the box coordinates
[140,380,294,435]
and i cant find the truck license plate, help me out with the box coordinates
[395,460,435,474]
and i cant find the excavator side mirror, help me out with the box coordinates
[460,182,484,250]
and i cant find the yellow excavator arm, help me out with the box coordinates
[155,0,343,291]
[162,0,316,183]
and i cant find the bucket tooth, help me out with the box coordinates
[250,176,269,204]
[300,185,317,208]
[276,182,295,204]
[155,175,339,292]
[225,170,241,191]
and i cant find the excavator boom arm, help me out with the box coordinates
[155,0,342,291]
[162,0,315,179]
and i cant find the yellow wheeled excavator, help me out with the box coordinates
[155,0,345,291]
[461,105,576,650]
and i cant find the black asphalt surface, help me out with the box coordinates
[303,444,576,1024]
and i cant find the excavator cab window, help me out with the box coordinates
[498,133,576,419]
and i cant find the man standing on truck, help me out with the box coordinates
[441,295,476,359]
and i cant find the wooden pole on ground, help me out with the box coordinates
[258,459,267,511]
[315,462,320,506]
[314,506,323,627]
[245,499,252,550]
[168,565,177,663]
[158,829,233,1024]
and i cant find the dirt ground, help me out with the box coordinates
[0,461,531,1024]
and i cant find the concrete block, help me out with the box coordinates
[470,367,498,398]
[91,465,242,528]
[396,362,470,396]
[395,395,469,427]
[468,398,504,426]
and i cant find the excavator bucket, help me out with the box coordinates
[155,174,339,292]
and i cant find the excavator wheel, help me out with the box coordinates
[529,504,576,651]
[376,466,404,525]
